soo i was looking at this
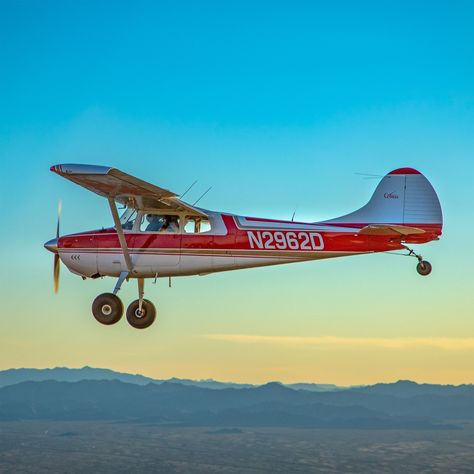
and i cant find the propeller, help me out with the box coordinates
[53,200,62,294]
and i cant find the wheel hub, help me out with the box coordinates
[101,304,112,316]
[135,308,145,318]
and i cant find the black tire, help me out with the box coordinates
[92,293,123,325]
[126,299,156,329]
[416,260,432,276]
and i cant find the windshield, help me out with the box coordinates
[119,208,138,230]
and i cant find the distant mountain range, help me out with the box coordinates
[0,367,341,392]
[0,367,472,429]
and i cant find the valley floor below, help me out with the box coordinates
[0,421,473,473]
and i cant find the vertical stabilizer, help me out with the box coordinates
[321,168,443,227]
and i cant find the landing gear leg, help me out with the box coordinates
[126,278,156,329]
[403,245,432,276]
[113,271,129,295]
[138,277,144,312]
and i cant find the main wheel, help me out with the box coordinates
[416,260,432,276]
[92,293,123,325]
[126,299,156,329]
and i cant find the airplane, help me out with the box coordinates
[44,165,443,329]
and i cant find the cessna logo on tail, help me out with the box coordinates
[247,231,324,251]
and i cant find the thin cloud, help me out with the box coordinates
[203,334,474,350]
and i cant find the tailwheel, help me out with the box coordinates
[403,246,433,277]
[126,299,156,329]
[92,293,123,325]
[416,260,432,276]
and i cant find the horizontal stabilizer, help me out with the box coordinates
[358,224,426,236]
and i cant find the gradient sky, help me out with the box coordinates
[1,1,473,385]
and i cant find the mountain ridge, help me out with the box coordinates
[0,366,342,391]
[0,378,465,430]
[4,366,472,392]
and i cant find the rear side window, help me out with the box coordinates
[184,217,211,233]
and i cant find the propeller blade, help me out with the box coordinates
[54,200,62,293]
[54,253,60,294]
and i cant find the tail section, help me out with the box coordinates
[322,168,443,239]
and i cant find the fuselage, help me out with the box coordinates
[56,211,442,279]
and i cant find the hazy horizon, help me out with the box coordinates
[1,365,472,388]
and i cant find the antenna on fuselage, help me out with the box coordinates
[180,180,198,199]
[291,206,298,222]
[355,172,383,180]
[193,187,212,206]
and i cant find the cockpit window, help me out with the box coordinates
[120,208,138,230]
[184,216,211,233]
[140,214,180,233]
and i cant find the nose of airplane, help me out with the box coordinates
[44,237,58,253]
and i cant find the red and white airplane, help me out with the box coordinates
[45,165,442,329]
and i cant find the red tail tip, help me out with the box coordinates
[389,167,421,175]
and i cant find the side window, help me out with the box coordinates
[140,214,180,233]
[200,219,211,233]
[184,217,211,233]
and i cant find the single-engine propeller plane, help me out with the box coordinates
[45,165,443,329]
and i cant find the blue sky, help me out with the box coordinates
[1,1,473,383]
[2,1,473,129]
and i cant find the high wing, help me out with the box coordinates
[50,164,207,217]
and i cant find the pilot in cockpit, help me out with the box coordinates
[145,214,163,232]
[145,214,179,232]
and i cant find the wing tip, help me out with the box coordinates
[49,164,112,175]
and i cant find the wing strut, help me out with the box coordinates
[108,197,134,273]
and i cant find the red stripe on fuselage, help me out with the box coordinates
[58,214,417,255]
